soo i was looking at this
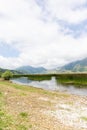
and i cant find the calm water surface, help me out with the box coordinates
[11,77,87,96]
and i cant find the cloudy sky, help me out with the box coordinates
[0,0,87,69]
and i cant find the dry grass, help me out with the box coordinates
[0,80,87,130]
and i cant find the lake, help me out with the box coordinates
[11,77,87,96]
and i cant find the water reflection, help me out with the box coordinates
[11,77,87,96]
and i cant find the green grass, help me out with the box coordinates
[20,112,28,118]
[0,81,33,129]
[81,116,87,121]
[55,73,87,87]
[0,92,3,97]
[13,74,52,81]
[27,75,51,81]
[0,90,13,130]
[0,112,13,129]
[18,125,27,130]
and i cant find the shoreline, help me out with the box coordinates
[10,77,87,97]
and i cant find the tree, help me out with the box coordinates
[1,70,13,80]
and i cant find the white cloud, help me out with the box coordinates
[47,0,87,24]
[0,0,87,69]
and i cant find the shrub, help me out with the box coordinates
[1,71,13,80]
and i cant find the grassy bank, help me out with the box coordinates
[27,75,51,81]
[55,74,87,87]
[0,80,87,130]
[0,80,70,130]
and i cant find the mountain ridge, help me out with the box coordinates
[1,57,87,74]
[0,67,22,75]
[15,65,47,74]
[58,57,87,72]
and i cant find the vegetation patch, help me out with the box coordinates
[55,73,87,87]
[1,70,13,80]
[18,125,27,130]
[81,116,87,121]
[20,112,28,118]
[0,111,13,129]
[0,92,3,97]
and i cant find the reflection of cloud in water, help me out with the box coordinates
[11,77,33,84]
[11,77,87,96]
[29,77,57,90]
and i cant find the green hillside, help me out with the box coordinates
[0,68,22,76]
[59,58,87,72]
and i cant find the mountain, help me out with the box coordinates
[16,66,47,74]
[58,58,87,72]
[0,68,22,75]
[0,68,6,74]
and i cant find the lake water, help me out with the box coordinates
[11,77,87,96]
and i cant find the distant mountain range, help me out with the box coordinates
[1,57,87,75]
[58,57,87,72]
[0,68,22,75]
[15,66,47,74]
[0,66,47,75]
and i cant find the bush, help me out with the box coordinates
[1,71,13,80]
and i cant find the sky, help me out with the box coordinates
[0,0,87,69]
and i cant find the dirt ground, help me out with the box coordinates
[0,81,87,130]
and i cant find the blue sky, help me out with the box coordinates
[0,0,87,69]
[0,42,19,57]
[58,19,87,38]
